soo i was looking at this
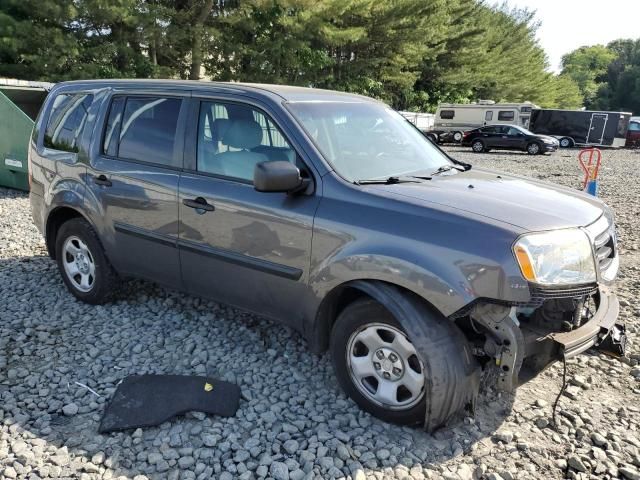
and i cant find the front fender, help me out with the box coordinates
[310,250,490,319]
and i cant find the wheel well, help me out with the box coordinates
[45,207,83,259]
[310,281,444,354]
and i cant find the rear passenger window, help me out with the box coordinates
[498,111,515,121]
[103,96,182,168]
[44,93,94,152]
[197,101,294,182]
[439,110,454,119]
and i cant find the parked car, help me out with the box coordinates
[462,124,559,154]
[30,80,623,430]
[626,119,640,147]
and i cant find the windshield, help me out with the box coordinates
[514,125,534,135]
[286,101,452,182]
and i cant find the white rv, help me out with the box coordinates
[432,101,538,142]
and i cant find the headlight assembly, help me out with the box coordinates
[513,229,596,285]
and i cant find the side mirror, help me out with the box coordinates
[254,161,309,193]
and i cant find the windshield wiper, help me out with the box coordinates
[431,164,466,176]
[355,176,426,185]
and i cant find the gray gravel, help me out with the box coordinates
[0,146,639,480]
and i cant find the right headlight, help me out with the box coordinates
[513,229,596,286]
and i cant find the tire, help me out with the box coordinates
[471,139,485,153]
[330,299,426,425]
[453,131,463,143]
[526,142,541,155]
[427,133,438,144]
[559,137,573,148]
[55,217,118,304]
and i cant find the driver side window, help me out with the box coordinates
[197,101,295,182]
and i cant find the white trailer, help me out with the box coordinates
[399,111,435,133]
[431,100,538,143]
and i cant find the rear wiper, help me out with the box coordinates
[355,176,426,185]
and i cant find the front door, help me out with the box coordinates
[587,113,608,144]
[504,126,527,150]
[87,93,188,289]
[178,98,320,323]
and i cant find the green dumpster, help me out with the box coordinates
[0,79,52,191]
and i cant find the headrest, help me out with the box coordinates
[221,120,263,149]
[211,118,230,141]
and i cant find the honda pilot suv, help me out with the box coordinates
[29,80,623,430]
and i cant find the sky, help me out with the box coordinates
[501,0,640,72]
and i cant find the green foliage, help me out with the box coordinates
[561,39,640,114]
[561,45,616,108]
[0,0,590,110]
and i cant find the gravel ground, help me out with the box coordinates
[0,146,639,480]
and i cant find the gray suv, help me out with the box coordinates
[29,80,622,430]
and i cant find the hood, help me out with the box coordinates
[375,168,604,231]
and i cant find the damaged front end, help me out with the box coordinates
[463,285,625,391]
[455,213,626,390]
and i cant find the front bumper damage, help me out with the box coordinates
[469,286,625,391]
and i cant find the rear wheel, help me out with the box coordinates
[55,218,118,304]
[559,137,573,148]
[471,139,485,153]
[330,299,426,425]
[527,142,541,155]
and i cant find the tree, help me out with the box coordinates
[561,38,640,114]
[561,45,616,108]
[0,0,591,110]
[0,0,80,80]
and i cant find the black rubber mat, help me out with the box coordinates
[99,375,241,433]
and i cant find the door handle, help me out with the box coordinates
[94,174,112,187]
[183,197,215,213]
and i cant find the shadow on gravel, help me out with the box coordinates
[0,253,514,479]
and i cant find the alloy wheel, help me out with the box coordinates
[472,141,484,152]
[62,236,96,293]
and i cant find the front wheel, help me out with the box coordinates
[55,218,118,304]
[330,299,426,425]
[527,142,541,155]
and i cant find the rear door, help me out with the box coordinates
[177,97,320,323]
[86,91,188,288]
[483,110,493,126]
[587,113,608,144]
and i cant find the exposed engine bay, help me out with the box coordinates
[457,286,626,391]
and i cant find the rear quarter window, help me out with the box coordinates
[44,93,94,153]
